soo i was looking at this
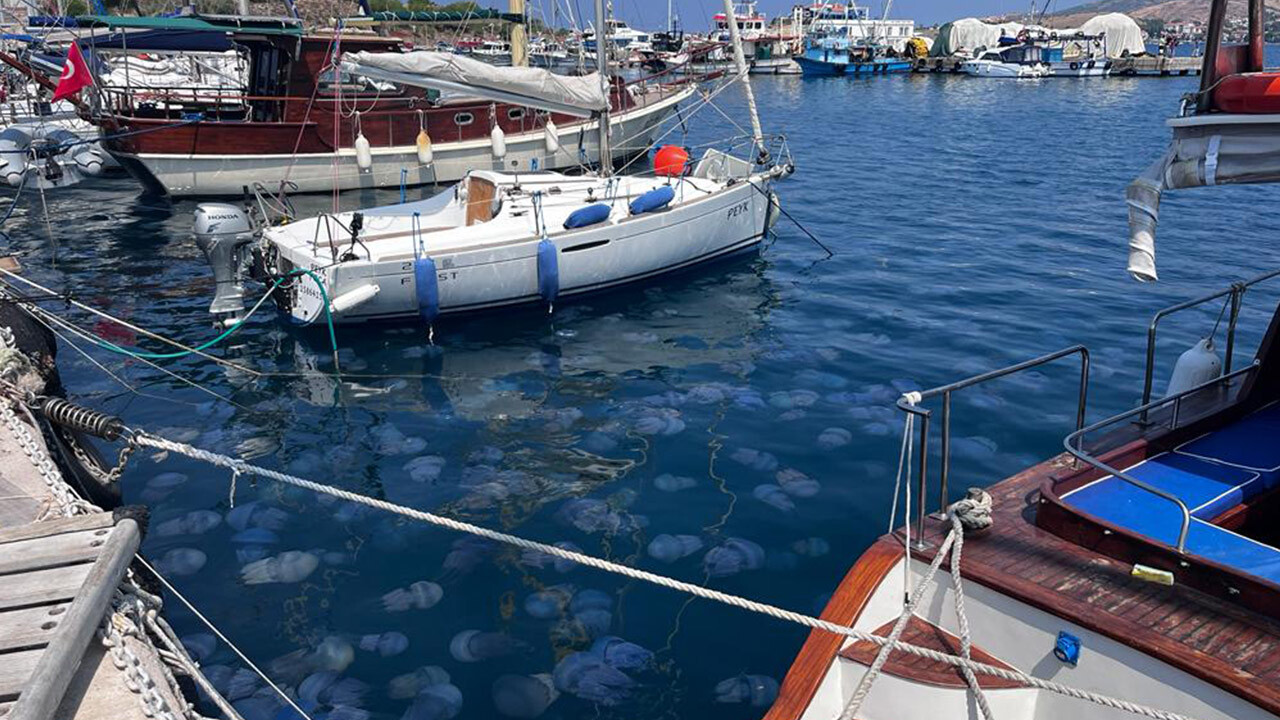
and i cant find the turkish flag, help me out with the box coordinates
[52,43,92,103]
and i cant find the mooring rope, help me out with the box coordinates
[127,429,1205,720]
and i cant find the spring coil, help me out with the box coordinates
[34,396,124,441]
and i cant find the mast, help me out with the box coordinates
[720,0,767,163]
[511,0,528,67]
[594,0,611,176]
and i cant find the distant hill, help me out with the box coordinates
[992,0,1280,29]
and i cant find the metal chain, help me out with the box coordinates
[100,588,183,720]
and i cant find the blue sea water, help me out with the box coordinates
[6,67,1280,720]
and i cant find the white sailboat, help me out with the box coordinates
[192,0,793,328]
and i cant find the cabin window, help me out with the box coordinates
[318,68,401,97]
[507,108,526,121]
[455,112,475,126]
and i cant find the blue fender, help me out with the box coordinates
[414,256,440,325]
[563,203,611,229]
[629,185,675,215]
[537,238,559,305]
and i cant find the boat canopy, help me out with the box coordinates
[73,14,303,36]
[342,51,608,117]
[81,29,237,52]
[1127,116,1280,282]
[931,13,1144,58]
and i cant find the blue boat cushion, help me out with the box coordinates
[1175,402,1280,472]
[1062,451,1280,585]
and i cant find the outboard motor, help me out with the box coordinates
[193,203,258,318]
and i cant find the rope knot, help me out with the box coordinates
[947,488,994,533]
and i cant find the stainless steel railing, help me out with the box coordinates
[1139,267,1280,422]
[1064,361,1259,553]
[895,346,1091,548]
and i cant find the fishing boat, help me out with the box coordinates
[960,44,1050,78]
[191,2,792,328]
[84,14,697,197]
[768,2,1280,718]
[795,4,910,77]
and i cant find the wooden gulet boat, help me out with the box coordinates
[83,15,696,197]
[769,0,1280,717]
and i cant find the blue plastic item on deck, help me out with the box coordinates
[414,256,440,324]
[1054,631,1081,665]
[537,238,559,304]
[563,203,611,229]
[629,185,675,215]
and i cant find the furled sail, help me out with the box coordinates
[342,51,608,117]
[1127,115,1280,282]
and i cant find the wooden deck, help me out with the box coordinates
[840,615,1025,690]
[910,452,1280,715]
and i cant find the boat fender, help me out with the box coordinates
[491,125,507,159]
[330,283,380,314]
[1165,337,1221,397]
[563,203,611,229]
[765,190,781,231]
[628,185,675,215]
[355,132,373,172]
[1070,61,1079,70]
[1053,631,1081,666]
[414,256,440,325]
[544,119,560,155]
[537,238,559,308]
[73,147,106,176]
[416,130,434,166]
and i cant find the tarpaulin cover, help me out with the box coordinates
[1080,13,1145,58]
[81,29,235,52]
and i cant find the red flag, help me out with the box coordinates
[52,43,92,103]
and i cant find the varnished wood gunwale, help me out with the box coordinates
[839,615,1025,690]
[763,539,900,720]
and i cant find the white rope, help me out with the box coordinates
[131,431,1204,720]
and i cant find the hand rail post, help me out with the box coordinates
[915,410,930,549]
[1140,317,1159,423]
[1225,285,1241,374]
[938,390,951,515]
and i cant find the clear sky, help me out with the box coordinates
[487,1,1092,30]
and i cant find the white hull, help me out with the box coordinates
[255,161,782,324]
[798,555,1268,720]
[113,86,694,197]
[1048,60,1111,77]
[961,60,1049,78]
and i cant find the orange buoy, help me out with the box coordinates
[654,145,689,177]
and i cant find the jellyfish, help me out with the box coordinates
[632,409,685,436]
[590,636,653,671]
[231,528,279,545]
[223,667,260,701]
[458,483,511,510]
[401,683,463,720]
[154,510,222,537]
[404,455,447,483]
[729,448,778,473]
[388,666,451,700]
[795,369,848,390]
[791,537,831,557]
[235,436,279,459]
[298,671,339,705]
[714,675,779,707]
[449,630,531,663]
[357,631,409,657]
[327,707,370,720]
[382,581,444,612]
[703,538,765,577]
[642,390,685,408]
[753,484,795,512]
[730,388,767,409]
[570,589,613,638]
[227,502,290,532]
[519,541,581,573]
[232,696,281,720]
[441,537,497,577]
[270,636,354,683]
[371,423,427,456]
[181,633,216,662]
[646,534,703,563]
[555,499,616,534]
[491,674,559,718]
[325,677,371,707]
[524,585,575,620]
[776,468,821,498]
[141,472,188,502]
[578,431,619,453]
[155,548,206,577]
[653,474,697,492]
[685,384,727,404]
[240,550,319,585]
[552,652,635,706]
[468,446,505,464]
[816,427,852,450]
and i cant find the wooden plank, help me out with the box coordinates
[764,539,900,720]
[0,529,106,576]
[0,649,42,701]
[9,519,139,720]
[0,515,115,546]
[0,602,72,652]
[0,564,91,612]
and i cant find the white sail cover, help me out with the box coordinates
[1127,117,1280,282]
[930,18,1025,57]
[1080,13,1145,58]
[343,51,608,114]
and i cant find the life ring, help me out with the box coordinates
[1070,61,1080,70]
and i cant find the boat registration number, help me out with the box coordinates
[726,201,750,220]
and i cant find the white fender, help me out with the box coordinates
[416,130,433,166]
[491,125,507,159]
[544,120,560,155]
[1166,337,1222,397]
[355,132,373,172]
